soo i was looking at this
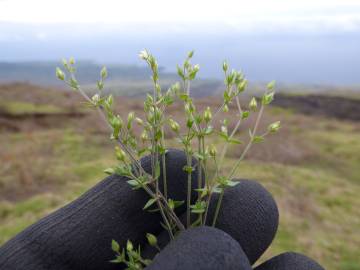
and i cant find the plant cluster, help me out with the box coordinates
[56,51,280,269]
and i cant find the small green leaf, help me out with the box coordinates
[227,138,243,145]
[172,200,184,209]
[241,111,250,119]
[143,259,152,266]
[127,179,140,188]
[262,92,275,105]
[104,167,115,175]
[143,198,158,210]
[226,180,240,187]
[212,186,222,193]
[252,135,264,143]
[179,92,189,101]
[146,233,158,247]
[190,201,206,214]
[204,125,214,135]
[183,165,194,173]
[177,65,185,79]
[111,240,120,253]
[126,240,133,251]
[194,152,205,160]
[109,256,123,264]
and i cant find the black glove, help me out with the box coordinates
[0,149,324,270]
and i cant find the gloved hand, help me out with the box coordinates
[0,149,325,270]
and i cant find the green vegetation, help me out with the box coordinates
[0,101,64,115]
[0,79,359,269]
[56,51,281,268]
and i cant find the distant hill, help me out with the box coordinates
[0,62,223,97]
[0,61,153,85]
[0,62,358,98]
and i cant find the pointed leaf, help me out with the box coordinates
[143,198,158,210]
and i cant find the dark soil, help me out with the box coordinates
[272,94,360,121]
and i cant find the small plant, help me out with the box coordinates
[57,51,280,269]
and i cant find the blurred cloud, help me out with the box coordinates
[1,0,359,85]
[0,0,359,33]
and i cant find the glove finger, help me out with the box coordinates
[0,149,199,270]
[254,252,325,270]
[206,179,279,264]
[143,179,279,265]
[145,226,252,270]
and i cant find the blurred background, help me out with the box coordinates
[0,0,359,269]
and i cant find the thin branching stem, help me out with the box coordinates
[212,104,265,227]
[211,188,224,227]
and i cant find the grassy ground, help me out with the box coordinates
[0,83,359,269]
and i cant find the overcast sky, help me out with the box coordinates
[0,0,360,33]
[0,0,359,85]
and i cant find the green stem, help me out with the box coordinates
[161,150,168,199]
[160,128,168,199]
[197,136,203,199]
[203,191,213,225]
[186,153,192,228]
[203,156,219,225]
[69,71,184,234]
[211,189,224,227]
[228,104,264,179]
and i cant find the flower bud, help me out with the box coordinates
[249,97,257,111]
[127,112,135,129]
[268,121,281,133]
[141,130,149,141]
[91,94,101,105]
[209,144,217,157]
[126,240,133,251]
[222,61,228,72]
[106,95,113,107]
[110,115,123,130]
[204,107,212,122]
[223,104,229,112]
[139,49,149,60]
[56,67,65,81]
[115,146,126,161]
[171,82,181,93]
[169,119,180,132]
[267,80,276,90]
[238,80,247,93]
[262,92,274,105]
[221,125,228,135]
[146,233,158,247]
[135,117,143,125]
[100,66,108,79]
[69,57,75,65]
[61,59,67,66]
